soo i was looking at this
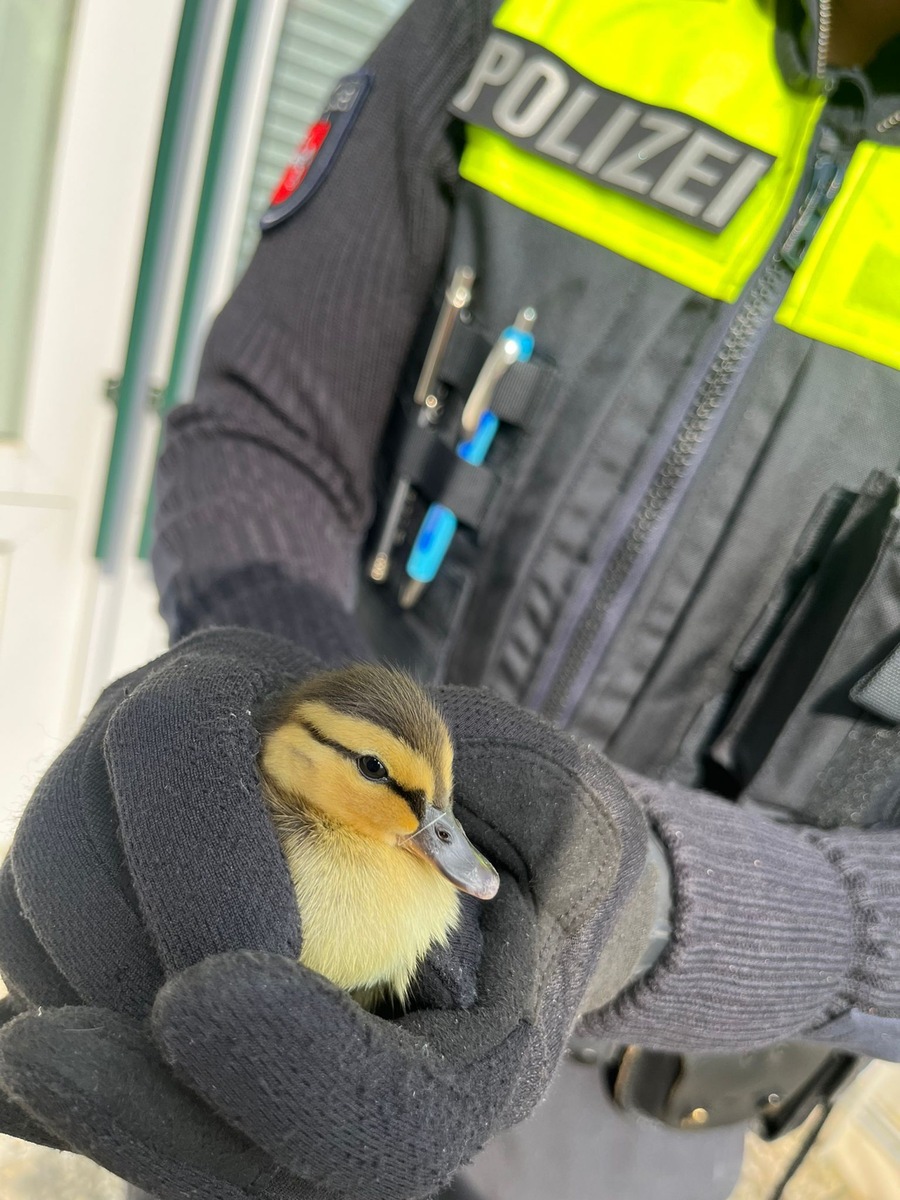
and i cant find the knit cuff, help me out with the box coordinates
[585,774,855,1053]
[160,566,372,666]
[808,827,900,1019]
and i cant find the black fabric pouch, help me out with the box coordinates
[711,469,900,828]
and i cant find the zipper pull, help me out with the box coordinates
[779,152,845,270]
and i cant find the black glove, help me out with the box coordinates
[0,628,651,1200]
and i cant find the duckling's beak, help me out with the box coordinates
[406,805,500,900]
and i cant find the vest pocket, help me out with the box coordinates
[709,470,900,828]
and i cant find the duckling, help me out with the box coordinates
[258,663,499,1008]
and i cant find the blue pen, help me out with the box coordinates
[400,310,536,608]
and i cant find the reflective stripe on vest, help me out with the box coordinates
[452,0,900,371]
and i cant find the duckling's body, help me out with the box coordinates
[258,665,498,1007]
[272,806,460,1004]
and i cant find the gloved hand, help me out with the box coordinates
[0,628,651,1200]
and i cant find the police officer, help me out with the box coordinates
[1,1,899,1198]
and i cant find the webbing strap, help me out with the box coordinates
[396,424,497,530]
[491,358,549,428]
[439,323,554,431]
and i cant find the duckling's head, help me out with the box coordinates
[258,664,499,899]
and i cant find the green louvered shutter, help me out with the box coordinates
[238,0,410,270]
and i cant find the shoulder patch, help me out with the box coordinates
[261,70,374,232]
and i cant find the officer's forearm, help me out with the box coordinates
[582,771,900,1060]
[151,0,479,647]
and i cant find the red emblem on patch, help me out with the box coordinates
[270,120,331,206]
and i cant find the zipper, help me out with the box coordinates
[529,128,851,726]
[815,0,832,80]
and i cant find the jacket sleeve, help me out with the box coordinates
[152,0,491,656]
[588,770,900,1061]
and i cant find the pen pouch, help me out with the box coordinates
[360,320,559,682]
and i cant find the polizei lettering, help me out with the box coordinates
[451,33,774,232]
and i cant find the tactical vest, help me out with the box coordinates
[358,0,900,1133]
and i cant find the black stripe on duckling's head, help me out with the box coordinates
[259,664,454,818]
[297,665,453,803]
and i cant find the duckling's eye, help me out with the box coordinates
[357,754,388,781]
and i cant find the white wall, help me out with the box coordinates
[0,0,184,842]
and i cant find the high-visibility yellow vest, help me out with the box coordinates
[450,0,900,370]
